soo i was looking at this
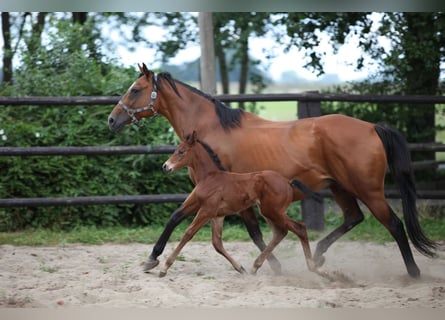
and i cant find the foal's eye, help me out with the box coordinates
[178,150,185,156]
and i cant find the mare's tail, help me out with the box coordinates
[375,123,437,258]
[290,179,323,203]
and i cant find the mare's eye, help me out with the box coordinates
[130,88,140,95]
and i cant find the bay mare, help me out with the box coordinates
[108,63,438,278]
[159,130,322,277]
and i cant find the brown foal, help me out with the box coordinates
[158,131,322,277]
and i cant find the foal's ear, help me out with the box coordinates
[191,130,198,142]
[185,131,198,145]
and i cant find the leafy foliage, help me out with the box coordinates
[0,20,192,231]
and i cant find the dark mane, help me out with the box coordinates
[196,139,228,171]
[158,72,244,131]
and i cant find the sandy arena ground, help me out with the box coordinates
[1,240,444,308]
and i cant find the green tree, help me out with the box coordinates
[0,18,190,231]
[281,12,445,145]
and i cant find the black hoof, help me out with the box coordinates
[142,258,160,272]
[313,255,326,268]
[408,265,421,278]
[159,271,167,278]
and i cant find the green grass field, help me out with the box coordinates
[0,212,442,246]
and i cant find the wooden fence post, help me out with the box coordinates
[297,92,325,231]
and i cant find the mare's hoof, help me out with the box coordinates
[142,258,160,272]
[313,255,326,268]
[159,271,167,278]
[408,265,421,278]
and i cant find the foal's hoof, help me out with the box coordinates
[313,255,326,268]
[159,271,167,278]
[142,258,160,272]
[237,266,248,274]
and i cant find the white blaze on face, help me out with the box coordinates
[128,81,137,92]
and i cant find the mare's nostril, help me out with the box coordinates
[108,116,114,125]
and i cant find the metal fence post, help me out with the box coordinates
[297,92,325,231]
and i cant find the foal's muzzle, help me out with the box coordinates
[162,162,173,174]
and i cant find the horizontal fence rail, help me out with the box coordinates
[2,190,445,208]
[1,143,444,156]
[2,93,445,106]
[0,194,189,208]
[0,145,176,156]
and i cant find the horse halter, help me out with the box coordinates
[117,74,159,126]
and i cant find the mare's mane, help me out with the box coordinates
[157,71,244,131]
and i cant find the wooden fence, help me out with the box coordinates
[1,93,445,230]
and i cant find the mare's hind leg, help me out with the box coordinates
[211,217,247,274]
[363,197,420,278]
[239,207,282,274]
[313,186,364,267]
[251,219,287,275]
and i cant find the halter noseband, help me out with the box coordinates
[118,74,159,126]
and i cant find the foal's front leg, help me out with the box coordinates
[211,217,247,274]
[159,210,211,277]
[144,196,199,272]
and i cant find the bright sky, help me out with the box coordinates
[116,34,376,82]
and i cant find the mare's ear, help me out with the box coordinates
[138,63,150,78]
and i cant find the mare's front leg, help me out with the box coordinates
[211,217,247,274]
[239,207,282,274]
[313,186,364,268]
[143,195,199,272]
[159,209,211,277]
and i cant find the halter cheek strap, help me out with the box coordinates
[118,74,159,126]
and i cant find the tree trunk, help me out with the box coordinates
[198,12,216,95]
[238,34,249,109]
[1,12,12,83]
[72,12,87,24]
[216,44,229,94]
[27,12,47,53]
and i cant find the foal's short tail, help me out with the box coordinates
[375,123,438,258]
[290,179,323,203]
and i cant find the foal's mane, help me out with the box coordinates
[157,72,245,131]
[195,138,228,172]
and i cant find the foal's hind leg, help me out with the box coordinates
[313,186,364,267]
[239,207,282,274]
[251,219,287,275]
[211,217,247,274]
[285,218,315,272]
